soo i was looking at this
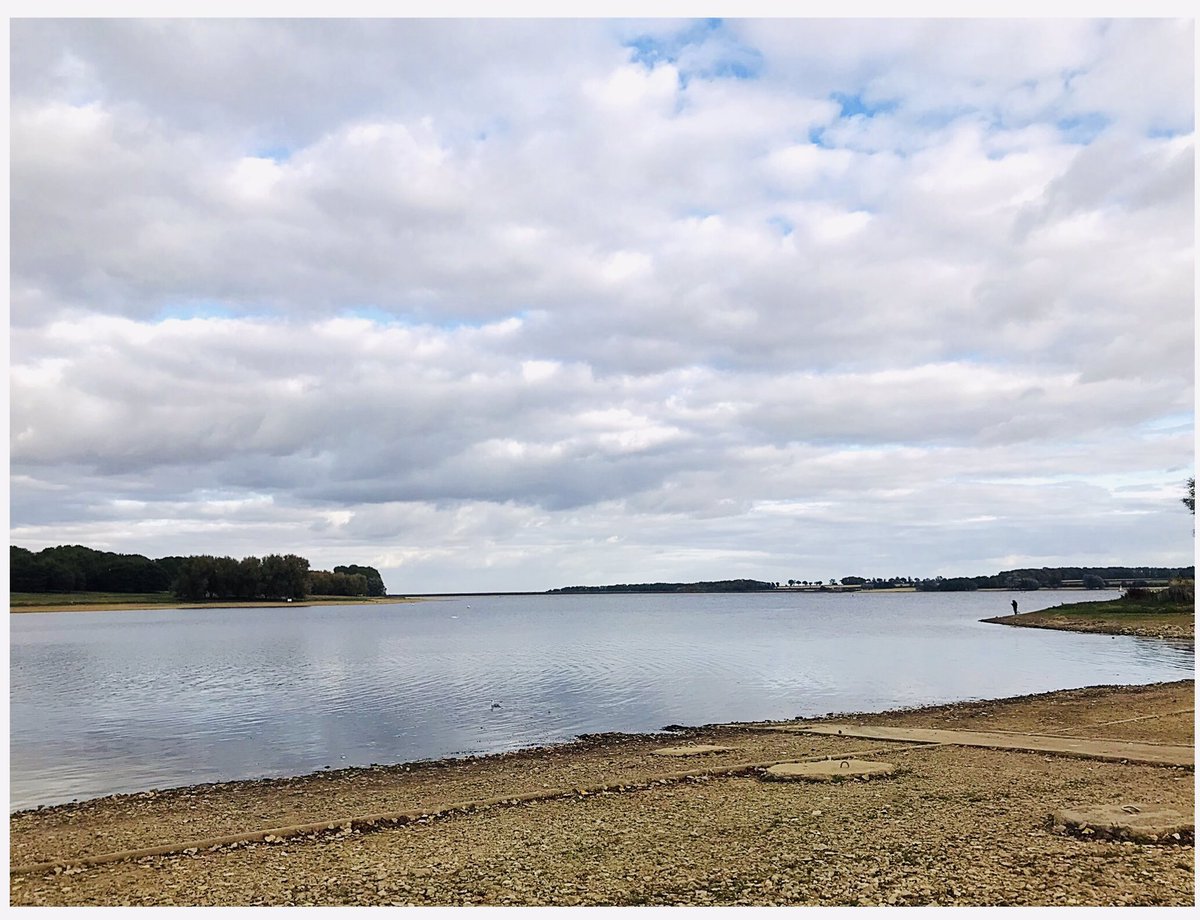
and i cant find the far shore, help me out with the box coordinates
[9,595,422,615]
[5,584,1140,615]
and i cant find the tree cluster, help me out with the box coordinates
[171,554,311,601]
[10,544,388,601]
[10,545,171,593]
[331,564,387,597]
[912,566,1193,592]
[309,569,369,597]
[783,566,1194,593]
[789,576,917,589]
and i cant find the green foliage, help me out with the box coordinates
[1122,585,1154,601]
[9,544,169,593]
[172,553,309,602]
[1160,581,1194,604]
[309,569,369,596]
[333,564,386,596]
[12,544,389,602]
[1121,582,1193,605]
[913,566,1193,592]
[1184,477,1195,515]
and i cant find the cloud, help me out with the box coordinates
[9,18,1194,591]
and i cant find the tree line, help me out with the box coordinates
[10,544,387,601]
[827,566,1193,593]
[550,579,777,594]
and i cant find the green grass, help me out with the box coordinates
[9,591,176,608]
[1014,589,1194,637]
[10,591,393,609]
[1047,594,1193,620]
[1051,590,1190,618]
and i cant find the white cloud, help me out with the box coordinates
[8,18,1194,591]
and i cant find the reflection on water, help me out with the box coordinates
[9,590,1193,811]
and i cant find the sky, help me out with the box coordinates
[7,14,1196,593]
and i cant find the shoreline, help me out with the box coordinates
[11,678,1193,906]
[11,677,1192,818]
[8,595,422,614]
[6,585,1114,615]
[983,608,1194,642]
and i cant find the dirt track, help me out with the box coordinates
[10,680,1194,907]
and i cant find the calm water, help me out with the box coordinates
[8,590,1193,811]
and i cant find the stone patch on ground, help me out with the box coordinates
[1050,803,1194,844]
[763,760,895,782]
[651,745,731,757]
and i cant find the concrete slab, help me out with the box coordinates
[651,745,731,757]
[764,759,895,782]
[1051,803,1194,843]
[789,725,1193,767]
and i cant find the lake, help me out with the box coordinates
[8,590,1193,812]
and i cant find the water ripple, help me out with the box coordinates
[9,590,1191,810]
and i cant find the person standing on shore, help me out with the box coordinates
[1011,599,1019,615]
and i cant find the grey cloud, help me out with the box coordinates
[11,20,622,148]
[9,19,1194,591]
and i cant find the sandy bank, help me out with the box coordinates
[10,680,1194,907]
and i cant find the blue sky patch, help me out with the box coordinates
[1056,112,1109,144]
[339,305,399,325]
[768,215,794,236]
[832,92,897,120]
[809,125,833,149]
[1139,412,1195,434]
[253,145,293,163]
[626,19,721,68]
[625,18,761,85]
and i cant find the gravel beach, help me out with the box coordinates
[9,679,1194,907]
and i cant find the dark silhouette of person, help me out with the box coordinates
[1011,599,1019,615]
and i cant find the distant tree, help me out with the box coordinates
[841,576,867,586]
[917,577,979,592]
[208,556,241,598]
[155,556,189,587]
[261,554,309,600]
[1081,574,1107,589]
[333,564,386,597]
[309,570,369,596]
[40,559,80,592]
[235,556,263,598]
[92,555,170,593]
[10,546,44,592]
[173,556,213,601]
[173,553,309,601]
[1184,477,1195,515]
